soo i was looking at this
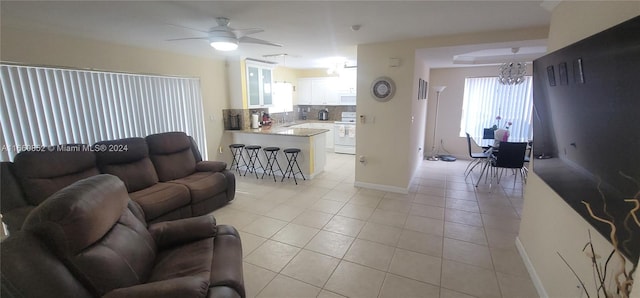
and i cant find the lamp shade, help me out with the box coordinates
[433,86,446,93]
[210,40,238,51]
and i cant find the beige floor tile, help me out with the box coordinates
[441,260,501,298]
[378,198,412,213]
[241,216,288,238]
[444,209,483,227]
[357,222,402,246]
[485,228,518,249]
[413,194,446,208]
[388,248,442,285]
[310,199,345,214]
[245,240,301,272]
[397,229,443,257]
[256,274,320,298]
[271,223,320,247]
[416,185,446,197]
[357,188,387,198]
[281,249,340,287]
[243,262,277,298]
[490,247,529,276]
[305,230,354,258]
[496,272,539,298]
[439,288,477,298]
[446,198,480,213]
[213,208,261,229]
[264,205,306,222]
[369,209,408,228]
[324,261,386,298]
[337,203,375,220]
[291,210,334,229]
[347,195,382,208]
[379,273,440,298]
[445,190,477,201]
[479,204,520,219]
[322,189,354,203]
[444,222,487,245]
[239,231,268,258]
[443,238,493,269]
[384,192,415,201]
[410,204,445,220]
[344,239,396,271]
[481,213,521,234]
[404,215,444,236]
[317,289,347,298]
[323,215,365,237]
[285,196,321,208]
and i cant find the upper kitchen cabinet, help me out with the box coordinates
[296,77,342,105]
[297,78,312,105]
[246,61,273,108]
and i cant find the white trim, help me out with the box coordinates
[516,236,549,298]
[354,181,408,194]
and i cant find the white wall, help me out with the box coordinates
[0,25,230,160]
[518,2,640,297]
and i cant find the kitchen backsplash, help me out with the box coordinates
[223,105,356,129]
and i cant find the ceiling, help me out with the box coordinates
[0,1,553,69]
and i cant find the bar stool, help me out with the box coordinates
[228,144,247,174]
[262,147,283,182]
[282,148,306,185]
[244,145,264,178]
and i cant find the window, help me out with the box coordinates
[269,82,293,114]
[459,76,533,142]
[1,64,206,161]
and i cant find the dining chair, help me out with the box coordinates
[489,142,528,187]
[464,133,490,178]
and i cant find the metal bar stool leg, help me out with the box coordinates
[244,145,263,179]
[282,148,306,185]
[228,144,246,174]
[261,147,282,182]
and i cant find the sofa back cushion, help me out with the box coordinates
[13,146,100,205]
[146,132,196,181]
[22,174,156,296]
[94,138,159,192]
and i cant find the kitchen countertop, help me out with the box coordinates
[230,127,329,137]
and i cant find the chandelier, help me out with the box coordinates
[498,47,526,85]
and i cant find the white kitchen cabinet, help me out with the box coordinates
[296,78,312,105]
[310,78,339,105]
[246,61,273,108]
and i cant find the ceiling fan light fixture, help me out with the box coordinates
[210,39,238,51]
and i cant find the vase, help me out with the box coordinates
[493,129,510,147]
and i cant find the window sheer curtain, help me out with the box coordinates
[1,64,206,161]
[459,76,533,142]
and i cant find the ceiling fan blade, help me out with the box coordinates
[239,36,282,47]
[233,28,264,38]
[166,37,209,42]
[165,23,209,34]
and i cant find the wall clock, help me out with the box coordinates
[370,77,396,102]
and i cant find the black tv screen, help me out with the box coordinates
[533,15,640,262]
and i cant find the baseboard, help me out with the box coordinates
[515,236,549,298]
[354,181,408,194]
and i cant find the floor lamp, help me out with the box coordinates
[427,86,446,161]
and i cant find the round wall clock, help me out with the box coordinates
[370,77,396,102]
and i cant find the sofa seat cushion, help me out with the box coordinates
[149,238,213,283]
[129,183,191,222]
[168,172,227,204]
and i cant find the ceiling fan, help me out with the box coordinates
[167,17,282,51]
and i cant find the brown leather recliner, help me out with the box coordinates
[0,174,245,298]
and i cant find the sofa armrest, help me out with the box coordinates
[195,161,227,173]
[148,215,217,249]
[103,276,209,298]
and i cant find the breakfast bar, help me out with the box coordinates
[229,127,329,179]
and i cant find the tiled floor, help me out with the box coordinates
[213,152,538,298]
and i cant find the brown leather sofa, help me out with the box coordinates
[1,174,245,298]
[1,132,235,232]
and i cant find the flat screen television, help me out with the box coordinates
[533,15,640,263]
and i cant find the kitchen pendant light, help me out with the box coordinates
[498,48,526,85]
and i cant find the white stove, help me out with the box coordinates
[334,112,356,154]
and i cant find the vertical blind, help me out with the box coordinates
[0,64,206,161]
[459,76,533,141]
